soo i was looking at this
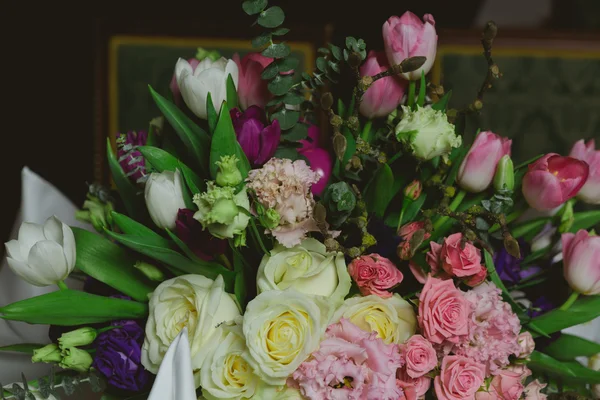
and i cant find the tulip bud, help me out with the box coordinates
[59,347,93,373]
[404,180,422,200]
[561,230,600,295]
[134,261,165,282]
[215,155,243,187]
[32,344,62,364]
[558,199,575,234]
[58,327,97,349]
[144,170,187,230]
[493,155,515,192]
[195,47,221,62]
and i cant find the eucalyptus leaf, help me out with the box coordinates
[329,44,342,60]
[316,57,328,72]
[261,61,279,80]
[280,91,304,105]
[272,27,289,36]
[242,0,267,15]
[257,6,285,28]
[271,108,299,130]
[277,57,298,72]
[273,147,302,161]
[267,74,294,96]
[282,122,308,141]
[209,101,251,179]
[262,43,290,58]
[251,32,272,48]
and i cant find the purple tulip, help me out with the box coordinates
[230,106,280,167]
[117,130,147,183]
[175,209,226,260]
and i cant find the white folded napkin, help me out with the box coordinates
[147,328,197,400]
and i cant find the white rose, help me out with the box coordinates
[330,294,416,344]
[251,383,304,399]
[395,105,461,161]
[200,322,258,400]
[243,290,330,385]
[256,238,351,306]
[142,274,240,386]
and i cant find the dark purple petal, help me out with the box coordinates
[255,119,281,165]
[175,208,226,260]
[237,119,263,164]
[242,105,268,124]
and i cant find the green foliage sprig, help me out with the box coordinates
[1,369,104,400]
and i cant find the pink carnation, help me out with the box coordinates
[247,158,320,247]
[453,282,522,375]
[348,254,404,298]
[402,334,437,378]
[290,319,407,400]
[434,355,486,400]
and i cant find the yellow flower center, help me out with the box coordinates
[265,311,306,365]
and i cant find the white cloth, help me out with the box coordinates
[147,328,197,400]
[0,167,91,383]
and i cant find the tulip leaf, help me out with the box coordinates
[364,164,394,218]
[416,70,426,107]
[206,92,218,135]
[257,6,285,28]
[515,154,544,170]
[137,145,205,193]
[226,74,238,110]
[529,351,600,384]
[148,85,210,176]
[511,217,551,240]
[72,228,155,302]
[401,193,427,225]
[444,146,469,186]
[529,295,600,336]
[282,122,308,141]
[262,43,290,59]
[209,101,251,179]
[0,290,148,326]
[272,108,299,130]
[569,210,600,232]
[0,344,44,354]
[267,74,294,96]
[242,0,267,15]
[106,138,146,222]
[110,211,171,246]
[233,251,247,311]
[431,90,452,112]
[543,333,600,361]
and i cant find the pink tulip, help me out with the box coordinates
[569,139,600,204]
[561,230,600,295]
[299,124,332,196]
[383,12,437,80]
[522,154,589,211]
[359,51,407,118]
[233,52,272,110]
[169,58,200,105]
[458,131,512,193]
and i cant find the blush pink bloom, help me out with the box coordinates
[439,233,487,281]
[298,124,332,196]
[569,139,600,204]
[348,254,404,298]
[522,153,589,211]
[233,52,273,110]
[397,368,431,398]
[169,58,200,104]
[523,380,548,400]
[561,229,600,295]
[383,12,437,80]
[488,369,525,400]
[434,355,486,400]
[517,331,535,358]
[402,334,437,378]
[458,131,512,193]
[398,221,431,261]
[359,51,407,118]
[418,276,469,344]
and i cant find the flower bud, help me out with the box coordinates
[196,47,221,62]
[558,199,575,234]
[145,170,187,230]
[215,155,243,187]
[517,331,535,358]
[562,230,600,295]
[58,327,97,349]
[404,180,422,200]
[134,261,165,282]
[32,344,62,364]
[59,347,93,372]
[262,208,281,230]
[493,154,515,192]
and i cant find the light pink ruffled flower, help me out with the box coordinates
[523,379,548,399]
[434,355,486,400]
[348,254,404,298]
[247,158,321,247]
[402,334,437,378]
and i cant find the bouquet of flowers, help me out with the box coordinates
[2,1,600,399]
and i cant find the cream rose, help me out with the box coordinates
[200,323,258,400]
[256,238,351,306]
[142,275,240,386]
[330,294,417,344]
[243,290,330,385]
[251,383,304,399]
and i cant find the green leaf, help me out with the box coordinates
[251,32,272,48]
[0,290,148,326]
[233,252,247,311]
[261,61,279,80]
[148,86,210,175]
[226,74,238,110]
[209,101,251,179]
[416,70,426,107]
[515,154,544,170]
[544,333,600,361]
[316,57,328,72]
[137,146,204,193]
[337,98,346,118]
[570,210,600,232]
[271,108,300,130]
[282,122,308,141]
[529,295,600,336]
[242,0,267,15]
[110,211,170,245]
[280,91,304,105]
[431,90,452,112]
[345,36,357,49]
[73,228,154,302]
[277,57,299,72]
[179,160,205,194]
[444,146,469,186]
[401,194,428,225]
[529,351,600,385]
[165,228,207,265]
[511,217,551,240]
[272,27,290,36]
[206,92,218,134]
[364,164,394,218]
[267,74,294,96]
[107,138,146,222]
[273,146,302,161]
[484,250,522,312]
[262,43,290,58]
[257,6,285,28]
[329,44,342,60]
[0,344,44,354]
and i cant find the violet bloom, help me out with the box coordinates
[494,241,541,284]
[117,130,147,183]
[231,106,280,167]
[175,208,226,260]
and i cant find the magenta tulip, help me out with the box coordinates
[169,58,200,105]
[562,230,600,295]
[522,154,589,211]
[299,124,332,196]
[359,51,407,118]
[569,139,600,204]
[230,106,280,167]
[457,131,512,193]
[383,12,437,80]
[233,52,273,110]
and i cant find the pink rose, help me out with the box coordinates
[523,380,547,400]
[398,222,431,261]
[418,276,469,344]
[439,233,487,280]
[397,367,432,398]
[434,355,486,400]
[488,369,525,400]
[475,391,499,400]
[402,334,437,378]
[348,254,404,298]
[517,332,535,358]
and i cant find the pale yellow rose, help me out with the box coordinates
[251,383,304,399]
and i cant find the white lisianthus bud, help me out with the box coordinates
[4,216,76,287]
[144,170,186,230]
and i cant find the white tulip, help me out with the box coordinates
[175,57,239,119]
[145,170,186,230]
[4,215,76,287]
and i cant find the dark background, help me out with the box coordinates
[1,0,599,243]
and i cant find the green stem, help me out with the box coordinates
[57,281,68,291]
[407,80,416,109]
[360,120,373,142]
[559,292,579,311]
[433,189,466,231]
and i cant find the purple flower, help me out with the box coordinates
[93,320,149,392]
[529,296,554,318]
[230,106,280,167]
[493,241,542,284]
[175,208,226,260]
[117,130,148,183]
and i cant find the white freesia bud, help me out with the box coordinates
[4,215,76,287]
[144,170,186,230]
[175,57,239,119]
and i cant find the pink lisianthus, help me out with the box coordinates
[569,139,600,204]
[289,319,407,400]
[348,254,404,298]
[401,334,437,378]
[434,355,486,400]
[418,276,469,344]
[247,158,321,247]
[397,368,431,398]
[398,221,431,261]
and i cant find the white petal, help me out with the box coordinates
[5,239,24,261]
[43,215,65,245]
[175,58,193,83]
[61,223,76,269]
[224,59,239,89]
[194,58,215,75]
[18,222,46,259]
[179,75,208,119]
[6,257,51,286]
[27,240,69,283]
[210,57,228,72]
